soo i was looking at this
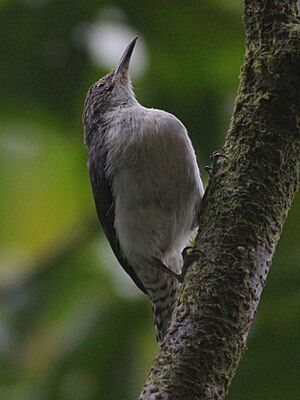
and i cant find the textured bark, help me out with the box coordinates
[140,1,300,399]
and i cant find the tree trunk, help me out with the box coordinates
[140,1,300,399]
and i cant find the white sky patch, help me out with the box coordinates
[75,19,148,78]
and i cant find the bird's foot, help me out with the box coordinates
[157,262,185,283]
[181,246,193,259]
[181,248,204,280]
[156,248,205,284]
[205,149,228,177]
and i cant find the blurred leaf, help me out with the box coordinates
[0,1,299,399]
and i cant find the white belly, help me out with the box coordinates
[108,108,203,273]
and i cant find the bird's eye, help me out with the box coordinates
[105,83,114,92]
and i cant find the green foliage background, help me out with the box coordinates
[0,1,299,399]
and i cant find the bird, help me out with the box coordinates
[83,36,204,343]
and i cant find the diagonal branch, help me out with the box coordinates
[140,1,300,399]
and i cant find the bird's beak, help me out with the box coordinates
[113,36,138,80]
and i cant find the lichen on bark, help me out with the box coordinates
[140,1,300,399]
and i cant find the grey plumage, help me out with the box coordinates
[83,37,204,343]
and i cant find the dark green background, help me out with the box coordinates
[0,1,299,399]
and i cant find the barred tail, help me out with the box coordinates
[149,275,179,343]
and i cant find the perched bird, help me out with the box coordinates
[83,36,204,343]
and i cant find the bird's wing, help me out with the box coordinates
[88,150,147,294]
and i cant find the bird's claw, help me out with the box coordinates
[181,246,193,259]
[205,149,229,177]
[157,247,204,283]
[204,165,213,177]
[180,248,205,280]
[158,262,185,283]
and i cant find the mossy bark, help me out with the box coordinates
[140,1,300,399]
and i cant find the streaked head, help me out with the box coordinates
[84,36,138,125]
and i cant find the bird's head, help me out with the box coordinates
[84,36,138,128]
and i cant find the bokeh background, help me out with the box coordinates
[0,1,299,399]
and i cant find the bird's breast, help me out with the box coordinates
[103,107,203,266]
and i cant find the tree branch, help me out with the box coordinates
[140,1,300,399]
